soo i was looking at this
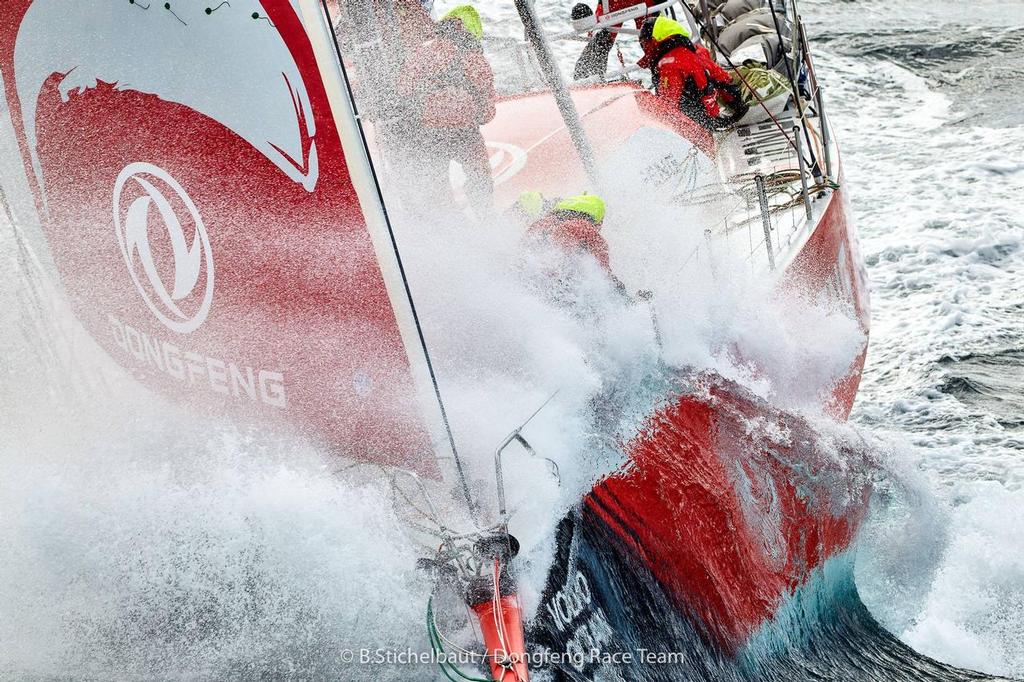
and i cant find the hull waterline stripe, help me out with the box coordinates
[594,482,654,536]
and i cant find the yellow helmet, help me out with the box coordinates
[651,16,691,43]
[442,5,483,42]
[516,191,545,219]
[554,193,606,224]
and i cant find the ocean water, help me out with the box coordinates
[433,0,1024,672]
[1,0,1023,679]
[799,1,1024,676]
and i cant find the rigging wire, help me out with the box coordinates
[490,560,512,679]
[427,598,495,682]
[688,4,800,152]
[765,0,820,173]
[316,0,477,515]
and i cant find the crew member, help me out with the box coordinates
[508,190,553,225]
[639,16,748,130]
[526,193,626,293]
[396,5,496,211]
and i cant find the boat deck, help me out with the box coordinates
[706,107,839,276]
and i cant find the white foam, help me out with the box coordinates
[807,2,1024,674]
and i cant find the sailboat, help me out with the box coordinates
[3,1,997,680]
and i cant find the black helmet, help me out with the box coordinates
[639,16,658,44]
[571,3,593,20]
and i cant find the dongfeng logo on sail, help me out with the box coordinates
[113,162,214,335]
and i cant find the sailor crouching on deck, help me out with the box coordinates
[395,5,497,213]
[639,16,749,131]
[528,194,616,281]
[519,193,631,306]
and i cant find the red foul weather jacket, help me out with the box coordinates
[528,212,613,277]
[397,22,496,130]
[645,35,734,118]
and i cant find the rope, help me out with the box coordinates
[491,561,507,649]
[490,560,517,682]
[427,598,495,682]
[804,113,827,169]
[731,178,839,228]
[427,574,530,682]
[689,5,799,152]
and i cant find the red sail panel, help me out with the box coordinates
[0,1,436,473]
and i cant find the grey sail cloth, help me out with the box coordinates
[731,32,793,73]
[716,7,789,55]
[716,0,767,23]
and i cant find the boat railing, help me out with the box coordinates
[795,11,834,182]
[548,0,700,41]
[494,393,561,527]
[680,111,834,276]
[747,132,833,271]
[705,0,837,272]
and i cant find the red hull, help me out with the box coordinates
[1,2,871,667]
